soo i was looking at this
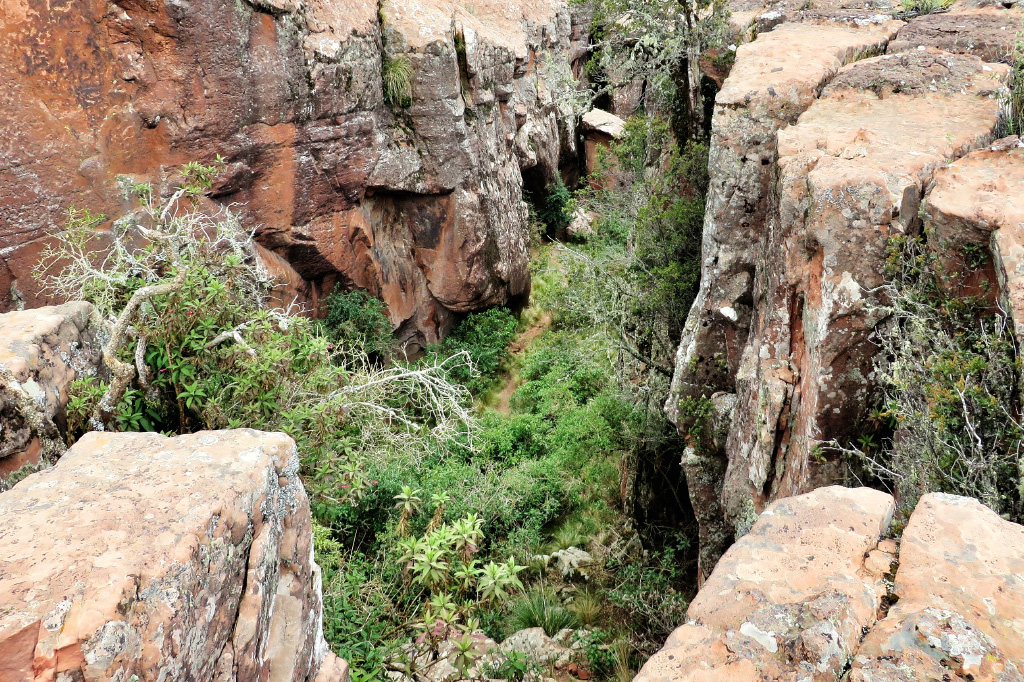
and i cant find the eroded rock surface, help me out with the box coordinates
[0,303,103,478]
[0,429,344,682]
[636,486,896,682]
[637,488,1024,682]
[666,4,1015,575]
[1,0,575,348]
[664,18,903,576]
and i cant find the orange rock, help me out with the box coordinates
[0,429,344,682]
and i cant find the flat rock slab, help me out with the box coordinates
[0,429,336,682]
[889,8,1024,63]
[635,487,896,682]
[851,493,1024,681]
[924,136,1024,337]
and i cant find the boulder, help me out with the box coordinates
[636,486,896,682]
[0,0,576,347]
[0,429,345,682]
[888,8,1024,63]
[501,627,573,667]
[0,302,103,478]
[851,493,1024,680]
[923,136,1024,337]
[638,487,1024,682]
[581,109,627,177]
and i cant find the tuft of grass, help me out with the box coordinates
[509,590,579,636]
[569,589,604,626]
[897,0,953,15]
[547,522,590,552]
[383,53,414,108]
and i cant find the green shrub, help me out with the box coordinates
[321,287,394,358]
[383,53,414,108]
[428,308,518,396]
[537,177,574,234]
[608,534,691,649]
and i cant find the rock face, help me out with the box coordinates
[0,302,103,478]
[0,0,576,348]
[665,2,1019,577]
[636,487,1024,682]
[0,429,344,682]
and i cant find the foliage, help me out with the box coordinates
[537,177,575,235]
[1002,21,1024,136]
[321,288,394,359]
[607,534,691,650]
[585,0,729,139]
[568,589,604,626]
[383,53,414,108]
[848,235,1024,522]
[509,589,579,636]
[427,308,518,396]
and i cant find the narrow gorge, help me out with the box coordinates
[1,0,1023,679]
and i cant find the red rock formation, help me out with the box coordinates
[0,0,576,349]
[0,429,347,682]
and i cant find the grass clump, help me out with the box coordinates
[383,53,414,108]
[510,589,579,636]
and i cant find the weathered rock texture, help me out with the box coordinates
[665,3,1018,577]
[0,429,344,682]
[924,136,1024,337]
[0,0,576,348]
[636,487,1024,682]
[0,302,103,478]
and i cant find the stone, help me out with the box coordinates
[0,429,343,682]
[0,303,103,478]
[635,486,896,682]
[0,0,577,348]
[581,109,627,138]
[566,208,596,239]
[550,547,592,580]
[663,19,903,578]
[922,136,1024,337]
[500,627,572,667]
[888,8,1024,63]
[639,488,1024,682]
[850,493,1024,681]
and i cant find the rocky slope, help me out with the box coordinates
[0,0,578,348]
[666,0,1023,578]
[0,428,347,682]
[636,486,1024,682]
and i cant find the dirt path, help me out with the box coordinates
[492,311,552,414]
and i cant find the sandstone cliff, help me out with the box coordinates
[636,486,1024,682]
[0,0,577,348]
[0,428,346,682]
[665,0,1023,577]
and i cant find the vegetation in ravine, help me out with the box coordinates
[42,121,705,680]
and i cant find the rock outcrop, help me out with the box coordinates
[0,0,576,348]
[665,1,1020,577]
[0,302,103,479]
[0,429,345,682]
[636,486,1024,682]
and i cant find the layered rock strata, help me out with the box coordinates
[0,0,575,348]
[0,302,103,478]
[636,487,1024,682]
[666,5,1017,576]
[0,429,345,682]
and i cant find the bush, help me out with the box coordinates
[321,287,394,359]
[537,177,574,234]
[428,308,518,396]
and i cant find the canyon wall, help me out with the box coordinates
[0,0,578,348]
[665,0,1023,578]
